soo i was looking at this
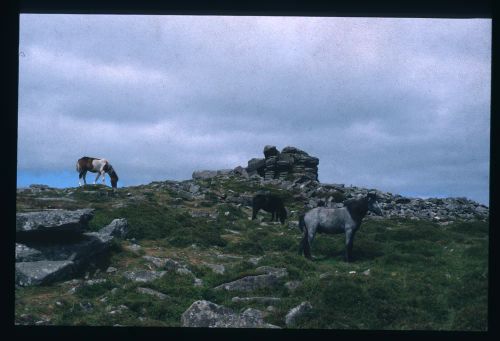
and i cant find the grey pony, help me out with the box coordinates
[298,193,383,262]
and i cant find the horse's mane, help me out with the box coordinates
[344,196,369,223]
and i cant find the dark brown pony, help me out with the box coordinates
[252,193,288,224]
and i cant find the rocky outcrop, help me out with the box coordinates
[15,209,128,287]
[181,300,280,328]
[245,145,319,181]
[172,159,488,223]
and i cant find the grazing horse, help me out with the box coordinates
[252,193,288,225]
[76,156,119,188]
[298,193,382,262]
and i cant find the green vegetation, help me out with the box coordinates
[15,179,488,330]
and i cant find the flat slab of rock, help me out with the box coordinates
[231,296,282,304]
[181,300,280,328]
[16,209,94,235]
[137,287,169,300]
[214,267,288,292]
[16,260,75,286]
[123,270,166,283]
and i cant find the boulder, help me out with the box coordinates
[16,260,75,286]
[98,218,128,238]
[14,210,124,286]
[263,145,280,158]
[247,158,266,176]
[16,208,95,239]
[181,300,280,328]
[285,301,313,327]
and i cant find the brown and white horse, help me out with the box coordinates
[76,156,119,188]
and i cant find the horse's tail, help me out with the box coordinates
[298,215,312,259]
[299,225,312,259]
[298,213,305,232]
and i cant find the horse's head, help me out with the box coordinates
[108,166,119,188]
[367,192,383,216]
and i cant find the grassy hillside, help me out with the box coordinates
[15,177,488,330]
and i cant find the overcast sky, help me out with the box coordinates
[17,14,491,205]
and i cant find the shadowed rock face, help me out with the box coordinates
[15,209,128,287]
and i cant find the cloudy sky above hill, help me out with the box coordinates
[17,14,491,205]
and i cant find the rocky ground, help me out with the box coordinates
[15,169,489,330]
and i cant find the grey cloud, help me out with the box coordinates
[17,15,491,204]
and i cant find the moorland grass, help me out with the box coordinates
[15,180,488,330]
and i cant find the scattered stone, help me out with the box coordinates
[363,269,371,276]
[181,300,280,328]
[137,287,169,300]
[215,267,287,292]
[285,301,313,327]
[203,262,226,274]
[84,278,107,286]
[248,256,263,265]
[231,296,282,304]
[123,270,166,283]
[106,266,118,273]
[125,244,142,252]
[143,255,167,268]
[284,280,302,291]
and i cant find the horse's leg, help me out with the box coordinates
[78,172,84,186]
[101,171,106,184]
[252,207,258,220]
[300,224,315,259]
[271,211,276,222]
[94,172,100,184]
[82,171,87,185]
[304,228,315,259]
[344,227,356,262]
